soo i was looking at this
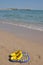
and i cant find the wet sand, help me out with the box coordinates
[0,30,43,65]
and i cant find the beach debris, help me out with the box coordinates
[37,55,41,59]
[9,50,30,63]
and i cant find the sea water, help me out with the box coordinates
[0,9,43,31]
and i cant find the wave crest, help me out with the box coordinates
[0,21,43,31]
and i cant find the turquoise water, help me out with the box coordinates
[0,9,43,31]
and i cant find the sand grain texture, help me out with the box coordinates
[0,30,43,65]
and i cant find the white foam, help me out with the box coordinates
[1,21,43,31]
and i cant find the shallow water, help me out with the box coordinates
[0,9,43,31]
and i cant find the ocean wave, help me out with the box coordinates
[0,21,43,31]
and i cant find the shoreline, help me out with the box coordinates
[0,20,43,32]
[0,21,43,44]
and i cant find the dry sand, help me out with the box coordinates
[0,30,43,65]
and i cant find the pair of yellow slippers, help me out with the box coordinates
[9,50,23,61]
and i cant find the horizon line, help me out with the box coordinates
[0,8,43,10]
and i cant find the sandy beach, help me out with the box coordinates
[0,0,43,65]
[0,29,43,65]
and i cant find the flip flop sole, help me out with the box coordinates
[9,52,30,63]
